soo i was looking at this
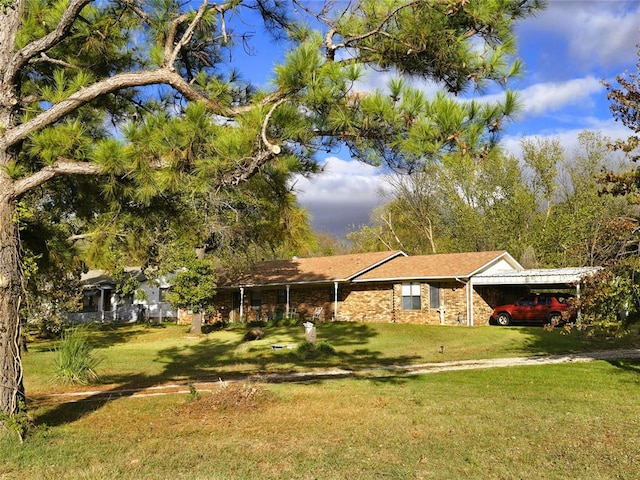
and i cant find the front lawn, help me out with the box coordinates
[21,321,640,396]
[2,321,638,479]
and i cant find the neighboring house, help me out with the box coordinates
[214,250,599,326]
[67,268,177,323]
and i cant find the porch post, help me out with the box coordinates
[576,282,582,323]
[239,287,244,320]
[468,278,474,326]
[286,284,290,316]
[334,281,339,321]
[99,288,105,321]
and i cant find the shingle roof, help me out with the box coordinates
[218,251,406,287]
[80,267,145,287]
[353,251,516,282]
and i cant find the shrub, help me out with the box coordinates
[0,399,32,442]
[296,340,336,359]
[37,315,67,339]
[316,341,336,356]
[54,326,101,384]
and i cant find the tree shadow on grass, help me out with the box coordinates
[503,324,640,356]
[27,322,160,353]
[606,359,640,375]
[30,321,423,428]
[30,371,154,427]
[160,321,423,377]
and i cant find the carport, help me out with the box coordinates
[469,267,601,326]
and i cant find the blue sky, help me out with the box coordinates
[240,1,640,237]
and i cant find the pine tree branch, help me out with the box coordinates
[31,53,77,70]
[165,1,210,69]
[120,0,153,27]
[3,69,227,149]
[215,144,279,190]
[7,0,93,82]
[11,158,101,199]
[261,98,286,154]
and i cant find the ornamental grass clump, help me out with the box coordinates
[54,325,101,385]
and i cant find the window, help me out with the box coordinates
[277,289,287,304]
[159,287,171,303]
[429,283,440,310]
[402,283,421,310]
[121,293,134,305]
[251,291,262,307]
[82,290,100,312]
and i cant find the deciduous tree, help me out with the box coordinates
[166,258,218,335]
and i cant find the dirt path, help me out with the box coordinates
[34,348,640,404]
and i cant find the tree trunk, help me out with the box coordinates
[0,0,27,423]
[0,194,25,420]
[189,310,203,335]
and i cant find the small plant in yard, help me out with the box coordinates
[0,399,32,442]
[54,325,101,385]
[187,383,200,402]
[296,340,336,359]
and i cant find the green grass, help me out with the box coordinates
[3,322,639,479]
[21,321,640,396]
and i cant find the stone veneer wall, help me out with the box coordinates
[472,286,496,326]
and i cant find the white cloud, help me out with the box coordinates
[525,2,640,71]
[517,76,604,116]
[353,67,443,97]
[572,11,639,68]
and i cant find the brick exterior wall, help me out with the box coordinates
[338,283,393,323]
[215,285,336,322]
[214,281,503,326]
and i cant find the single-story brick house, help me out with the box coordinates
[214,250,597,326]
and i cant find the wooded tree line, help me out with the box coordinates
[346,131,637,269]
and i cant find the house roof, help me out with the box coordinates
[217,250,406,288]
[80,267,145,288]
[352,251,521,282]
[218,250,523,288]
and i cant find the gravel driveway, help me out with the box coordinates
[37,348,640,404]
